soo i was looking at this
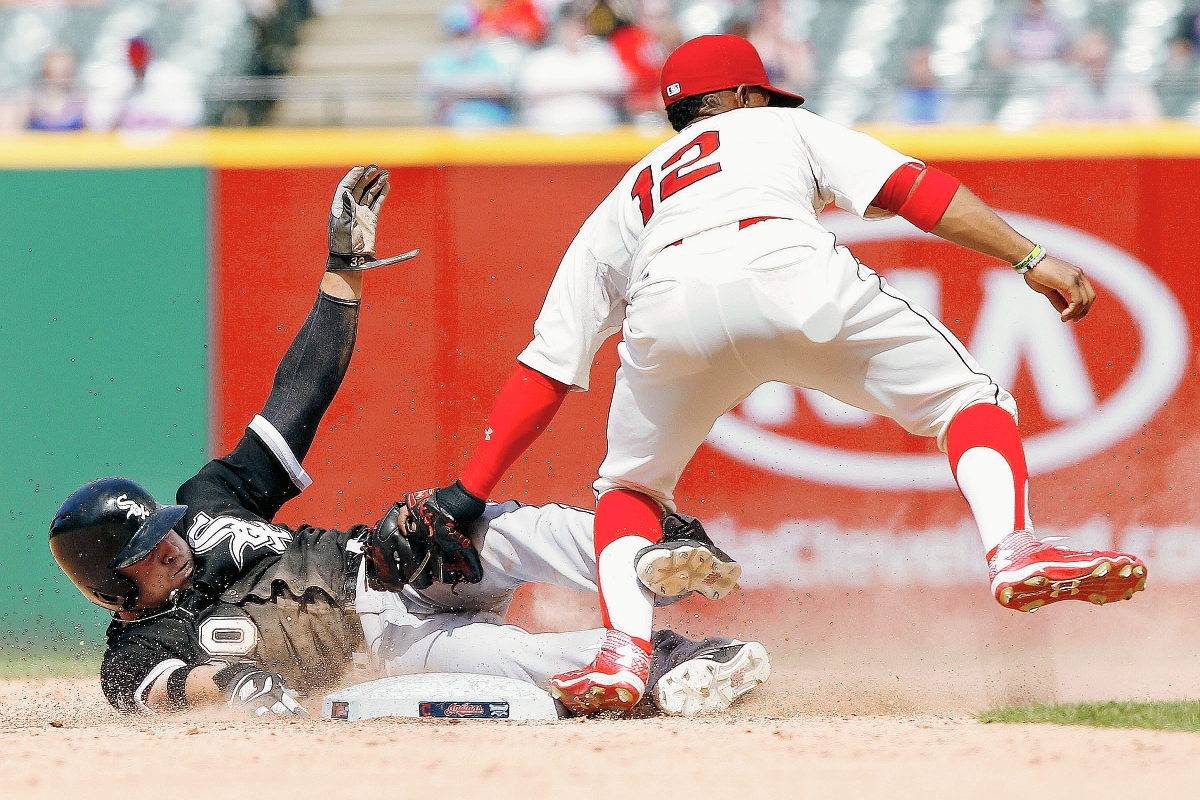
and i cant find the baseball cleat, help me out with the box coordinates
[647,630,770,715]
[988,530,1147,613]
[549,629,651,715]
[635,513,741,600]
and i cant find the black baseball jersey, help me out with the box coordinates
[100,431,370,713]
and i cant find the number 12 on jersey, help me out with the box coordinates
[631,131,722,226]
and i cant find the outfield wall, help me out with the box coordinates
[0,167,209,660]
[4,126,1199,658]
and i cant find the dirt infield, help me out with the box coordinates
[3,585,1198,798]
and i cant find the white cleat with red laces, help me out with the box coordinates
[548,630,651,715]
[988,530,1148,613]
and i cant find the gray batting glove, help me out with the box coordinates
[326,164,419,271]
[211,662,311,719]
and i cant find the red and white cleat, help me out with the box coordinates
[989,530,1148,613]
[549,630,651,715]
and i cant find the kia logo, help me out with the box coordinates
[706,212,1189,490]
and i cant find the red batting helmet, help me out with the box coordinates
[659,34,804,108]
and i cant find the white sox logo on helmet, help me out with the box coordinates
[113,494,151,522]
[186,512,293,568]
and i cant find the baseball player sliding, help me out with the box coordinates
[408,35,1149,715]
[47,167,768,719]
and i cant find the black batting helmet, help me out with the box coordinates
[48,477,188,611]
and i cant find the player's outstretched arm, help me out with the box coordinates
[252,166,423,485]
[141,662,309,718]
[930,184,1095,322]
[401,363,570,586]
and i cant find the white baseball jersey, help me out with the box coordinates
[514,105,1013,511]
[517,106,917,390]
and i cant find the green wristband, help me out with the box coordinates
[1013,243,1046,274]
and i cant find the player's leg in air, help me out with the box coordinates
[946,402,1145,612]
[754,255,1146,614]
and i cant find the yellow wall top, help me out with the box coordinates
[2,123,1200,169]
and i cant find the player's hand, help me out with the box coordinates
[1023,255,1095,322]
[326,164,419,271]
[211,662,311,719]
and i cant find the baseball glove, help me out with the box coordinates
[363,501,436,591]
[404,488,485,585]
[362,492,485,591]
[326,164,419,271]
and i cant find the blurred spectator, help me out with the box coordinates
[420,2,525,128]
[86,37,203,131]
[1162,10,1199,118]
[478,0,550,46]
[989,0,1079,129]
[988,0,1079,107]
[641,0,684,54]
[246,0,309,78]
[988,0,1076,69]
[1043,28,1162,122]
[27,47,84,132]
[1166,10,1199,68]
[1167,33,1195,72]
[517,10,629,133]
[588,0,668,120]
[894,47,950,124]
[742,0,816,95]
[1177,9,1200,50]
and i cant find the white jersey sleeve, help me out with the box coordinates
[516,184,635,391]
[791,109,920,217]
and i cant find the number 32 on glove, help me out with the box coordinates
[326,164,419,271]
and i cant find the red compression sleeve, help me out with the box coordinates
[898,166,960,232]
[872,162,922,213]
[871,163,961,232]
[594,488,662,651]
[459,362,570,499]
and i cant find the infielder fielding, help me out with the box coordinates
[47,167,768,718]
[407,35,1149,715]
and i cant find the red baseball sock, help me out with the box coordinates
[594,489,662,654]
[946,403,1029,557]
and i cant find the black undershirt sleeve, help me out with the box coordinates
[258,290,360,463]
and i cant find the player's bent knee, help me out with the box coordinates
[921,386,1018,451]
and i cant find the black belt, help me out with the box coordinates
[342,543,365,610]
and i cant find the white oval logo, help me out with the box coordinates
[705,212,1189,490]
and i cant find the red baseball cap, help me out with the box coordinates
[660,34,804,108]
